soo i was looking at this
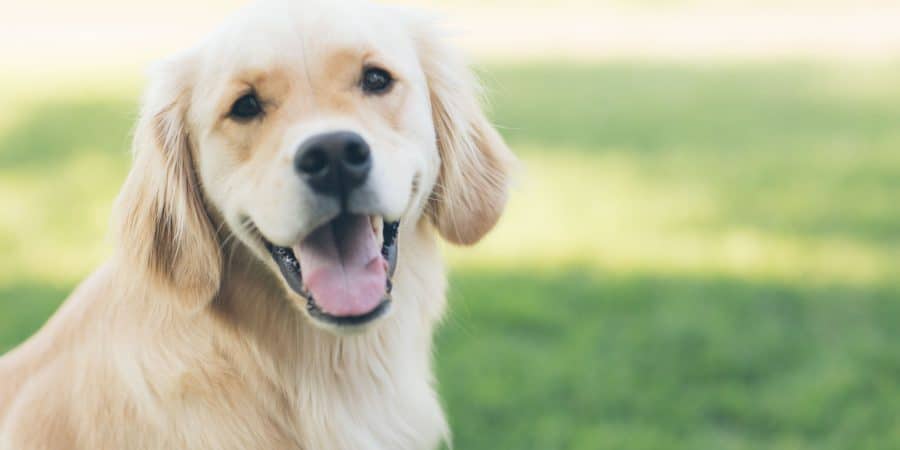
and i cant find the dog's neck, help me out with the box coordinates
[192,221,448,388]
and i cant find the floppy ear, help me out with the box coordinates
[413,20,517,246]
[113,54,221,310]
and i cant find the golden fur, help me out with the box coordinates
[0,1,515,448]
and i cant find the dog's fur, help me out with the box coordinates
[0,1,515,448]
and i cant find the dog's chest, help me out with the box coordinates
[167,346,448,450]
[280,363,447,450]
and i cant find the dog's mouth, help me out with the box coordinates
[264,215,399,327]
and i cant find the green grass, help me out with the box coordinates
[2,62,900,449]
[440,270,900,450]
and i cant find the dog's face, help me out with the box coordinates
[191,2,439,330]
[115,0,514,333]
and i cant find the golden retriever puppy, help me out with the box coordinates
[0,0,515,448]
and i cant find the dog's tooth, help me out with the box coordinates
[372,216,384,247]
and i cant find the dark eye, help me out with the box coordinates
[361,67,394,94]
[229,93,263,120]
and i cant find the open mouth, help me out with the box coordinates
[264,215,399,327]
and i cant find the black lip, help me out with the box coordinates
[265,217,399,327]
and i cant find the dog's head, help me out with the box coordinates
[114,0,515,333]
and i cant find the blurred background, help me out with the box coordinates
[2,0,900,448]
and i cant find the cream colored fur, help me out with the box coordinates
[0,0,515,449]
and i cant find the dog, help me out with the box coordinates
[0,0,515,448]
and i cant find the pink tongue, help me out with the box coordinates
[296,215,387,317]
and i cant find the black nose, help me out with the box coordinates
[294,131,372,196]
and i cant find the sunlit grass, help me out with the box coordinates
[0,152,126,284]
[448,148,900,285]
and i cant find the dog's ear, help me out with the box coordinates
[412,18,517,246]
[113,53,221,310]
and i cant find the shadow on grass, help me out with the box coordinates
[0,281,71,354]
[439,268,900,450]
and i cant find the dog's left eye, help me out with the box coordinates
[360,67,394,95]
[230,93,263,120]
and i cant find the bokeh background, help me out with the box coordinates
[2,1,900,448]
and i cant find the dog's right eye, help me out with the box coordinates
[229,93,263,120]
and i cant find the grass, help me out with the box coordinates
[440,270,900,450]
[1,61,899,449]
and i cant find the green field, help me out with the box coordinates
[2,62,900,449]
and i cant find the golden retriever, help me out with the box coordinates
[0,0,515,448]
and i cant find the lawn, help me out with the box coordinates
[2,62,899,449]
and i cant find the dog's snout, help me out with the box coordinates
[294,131,371,196]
